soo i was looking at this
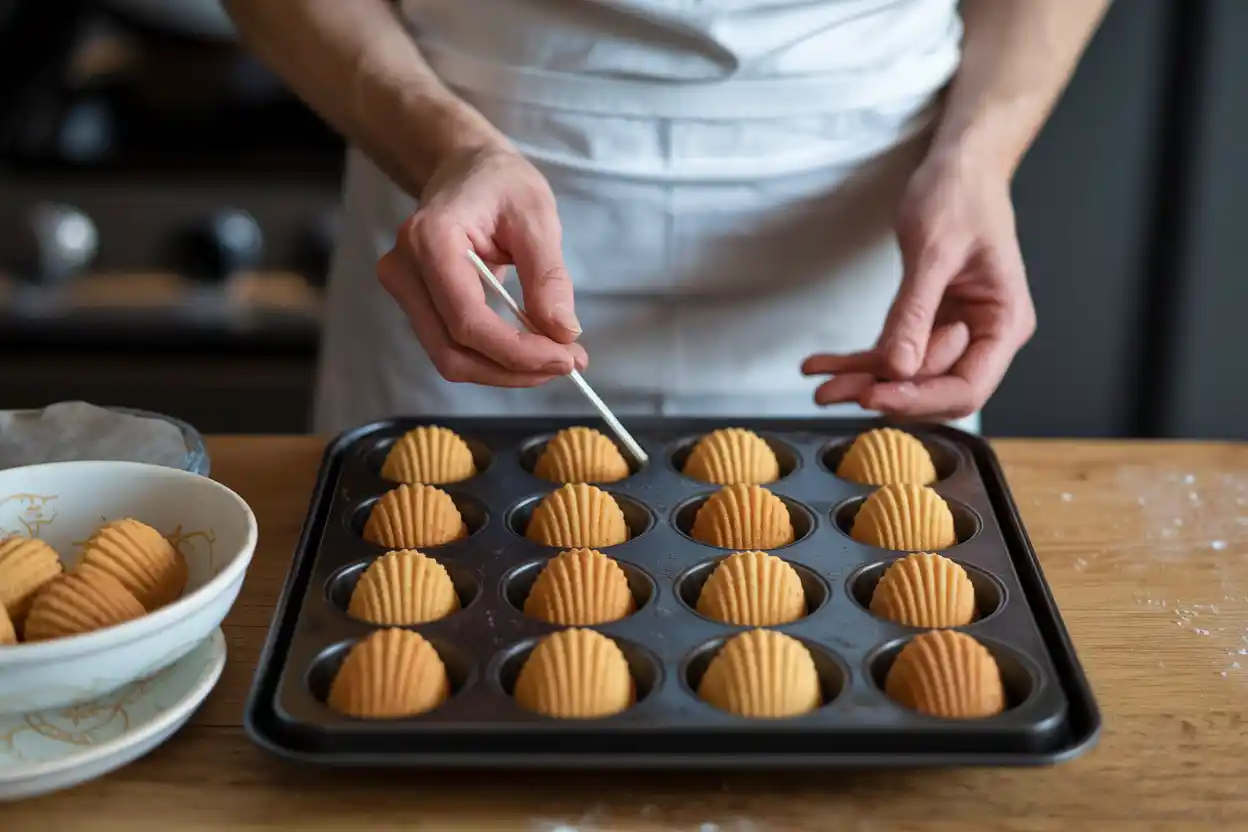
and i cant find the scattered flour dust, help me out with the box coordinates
[1105,468,1248,682]
[1049,467,1248,580]
[532,820,764,832]
[1130,470,1248,556]
[530,803,764,832]
[1147,595,1248,681]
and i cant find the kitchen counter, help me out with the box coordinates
[8,437,1248,830]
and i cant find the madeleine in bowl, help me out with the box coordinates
[0,460,257,715]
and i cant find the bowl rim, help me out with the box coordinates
[0,460,258,664]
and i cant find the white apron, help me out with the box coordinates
[312,0,979,434]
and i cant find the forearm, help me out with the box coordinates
[222,0,505,195]
[931,0,1111,179]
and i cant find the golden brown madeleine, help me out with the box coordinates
[79,517,187,611]
[533,426,630,484]
[0,536,63,624]
[689,484,795,550]
[513,627,634,719]
[525,483,629,549]
[836,427,937,486]
[363,484,468,549]
[697,629,821,719]
[884,629,1006,719]
[327,628,451,719]
[523,548,635,625]
[683,428,780,485]
[23,565,145,642]
[0,603,15,645]
[696,550,806,626]
[869,552,976,628]
[849,483,956,551]
[380,425,476,485]
[347,549,460,625]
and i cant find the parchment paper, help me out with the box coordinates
[0,402,195,470]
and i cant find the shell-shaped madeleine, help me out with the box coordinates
[696,551,806,626]
[347,549,459,625]
[837,428,937,486]
[850,484,956,551]
[690,484,795,550]
[513,628,634,719]
[533,427,630,484]
[0,536,63,622]
[380,425,476,485]
[683,428,780,486]
[697,629,821,719]
[327,628,450,719]
[23,565,145,642]
[869,552,976,628]
[884,629,1006,719]
[363,484,468,549]
[525,484,629,549]
[524,548,635,625]
[79,518,187,612]
[0,604,15,645]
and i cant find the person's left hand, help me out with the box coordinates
[801,147,1036,421]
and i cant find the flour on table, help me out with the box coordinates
[1170,603,1223,636]
[530,805,762,832]
[1119,467,1248,682]
[1058,469,1248,578]
[1117,467,1247,566]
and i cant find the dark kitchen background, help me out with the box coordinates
[0,0,1243,439]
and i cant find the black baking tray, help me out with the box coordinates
[244,417,1100,769]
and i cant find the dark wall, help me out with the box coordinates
[985,0,1176,437]
[1159,0,1248,440]
[986,0,1247,441]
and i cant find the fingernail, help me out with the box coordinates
[896,382,918,397]
[543,360,572,375]
[550,303,582,335]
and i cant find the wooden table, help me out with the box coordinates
[7,437,1247,830]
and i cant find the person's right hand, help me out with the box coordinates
[376,143,587,387]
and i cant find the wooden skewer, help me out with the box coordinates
[465,250,649,467]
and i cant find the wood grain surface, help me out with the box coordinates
[5,437,1247,831]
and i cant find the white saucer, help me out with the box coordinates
[0,628,226,802]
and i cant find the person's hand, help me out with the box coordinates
[802,148,1036,421]
[376,143,588,387]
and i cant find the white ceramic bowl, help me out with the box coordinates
[0,461,257,715]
